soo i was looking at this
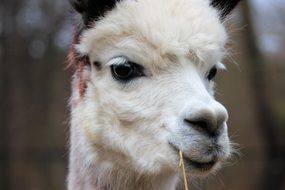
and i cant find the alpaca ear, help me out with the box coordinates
[210,0,240,19]
[70,0,118,25]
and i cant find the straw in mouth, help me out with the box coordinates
[179,150,189,190]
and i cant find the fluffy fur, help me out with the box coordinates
[68,0,239,189]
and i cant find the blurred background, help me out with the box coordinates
[0,0,284,189]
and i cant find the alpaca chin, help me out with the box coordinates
[68,108,179,190]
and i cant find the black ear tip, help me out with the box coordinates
[211,0,240,19]
[69,0,118,26]
[70,0,86,14]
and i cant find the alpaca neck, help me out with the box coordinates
[68,123,179,190]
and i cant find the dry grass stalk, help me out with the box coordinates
[179,150,189,190]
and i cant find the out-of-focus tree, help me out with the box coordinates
[242,1,285,190]
[1,0,71,189]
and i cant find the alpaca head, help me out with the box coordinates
[70,0,239,178]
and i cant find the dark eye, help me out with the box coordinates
[110,57,144,82]
[207,66,217,81]
[112,63,134,79]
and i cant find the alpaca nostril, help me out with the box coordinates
[184,108,227,138]
[185,119,209,131]
[184,118,219,137]
[184,102,228,137]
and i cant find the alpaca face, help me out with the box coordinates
[72,0,237,177]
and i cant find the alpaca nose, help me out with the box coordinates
[184,103,228,137]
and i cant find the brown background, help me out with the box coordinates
[1,0,285,189]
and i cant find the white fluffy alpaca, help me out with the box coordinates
[67,0,240,189]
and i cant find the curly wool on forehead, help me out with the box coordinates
[77,0,228,66]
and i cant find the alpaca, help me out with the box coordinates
[67,0,240,189]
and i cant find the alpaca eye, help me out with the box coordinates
[207,66,217,81]
[112,63,134,80]
[110,57,144,82]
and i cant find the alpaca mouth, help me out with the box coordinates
[169,143,217,172]
[183,156,217,171]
